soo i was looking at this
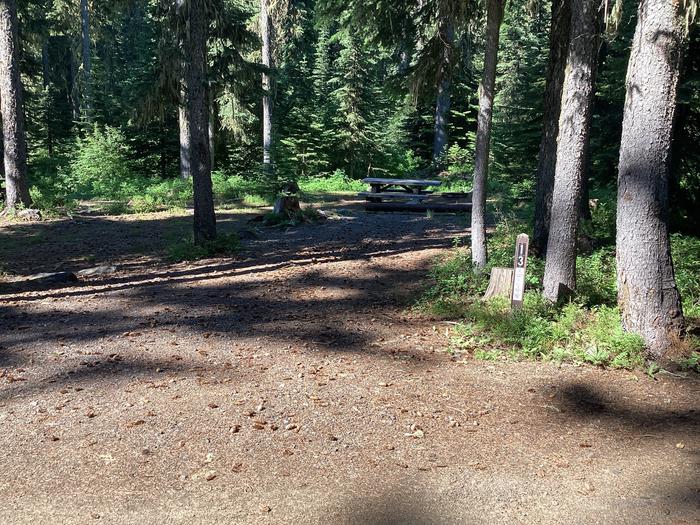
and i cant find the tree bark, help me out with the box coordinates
[261,0,273,169]
[68,47,79,121]
[80,0,92,121]
[178,0,216,244]
[178,102,190,179]
[0,0,30,210]
[0,100,4,183]
[209,97,218,170]
[542,0,600,301]
[470,0,505,269]
[532,0,570,256]
[42,38,54,155]
[616,0,685,356]
[432,18,454,163]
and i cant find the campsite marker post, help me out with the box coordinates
[511,234,529,309]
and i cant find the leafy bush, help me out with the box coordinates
[130,177,194,212]
[679,351,700,372]
[298,170,366,193]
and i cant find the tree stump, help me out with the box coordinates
[273,182,301,216]
[483,267,514,301]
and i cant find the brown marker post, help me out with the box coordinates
[511,234,529,309]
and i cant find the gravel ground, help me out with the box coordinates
[1,200,698,524]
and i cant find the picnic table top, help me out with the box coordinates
[362,177,442,187]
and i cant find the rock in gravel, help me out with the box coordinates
[76,265,118,278]
[16,209,42,221]
[25,272,78,285]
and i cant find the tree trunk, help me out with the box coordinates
[179,101,190,179]
[209,97,218,170]
[0,99,4,207]
[542,0,600,302]
[178,0,216,244]
[532,0,570,256]
[616,0,685,356]
[68,47,79,121]
[432,19,454,163]
[0,0,30,210]
[80,0,92,121]
[470,0,505,269]
[42,38,54,155]
[261,0,273,169]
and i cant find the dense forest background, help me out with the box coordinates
[9,0,699,233]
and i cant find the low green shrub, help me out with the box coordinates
[298,170,366,193]
[449,295,646,369]
[679,351,700,372]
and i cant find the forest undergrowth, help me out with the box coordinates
[418,196,700,374]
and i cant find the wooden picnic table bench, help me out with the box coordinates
[360,177,472,213]
[363,177,441,195]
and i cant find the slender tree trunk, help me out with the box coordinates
[432,19,454,163]
[42,39,54,155]
[69,48,79,121]
[532,0,570,256]
[0,103,4,188]
[616,0,685,356]
[542,0,600,301]
[470,0,505,269]
[80,0,92,121]
[179,101,190,179]
[178,0,216,244]
[0,0,30,210]
[209,95,220,170]
[261,0,273,169]
[159,118,167,179]
[398,45,411,76]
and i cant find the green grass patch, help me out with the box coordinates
[448,295,646,369]
[298,171,366,194]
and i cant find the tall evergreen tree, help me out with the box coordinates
[432,16,454,162]
[0,0,30,210]
[80,0,92,120]
[616,0,686,355]
[177,0,216,243]
[260,0,273,169]
[532,0,570,255]
[471,0,505,269]
[542,0,600,301]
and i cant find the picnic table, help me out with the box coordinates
[359,177,472,213]
[362,177,442,195]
